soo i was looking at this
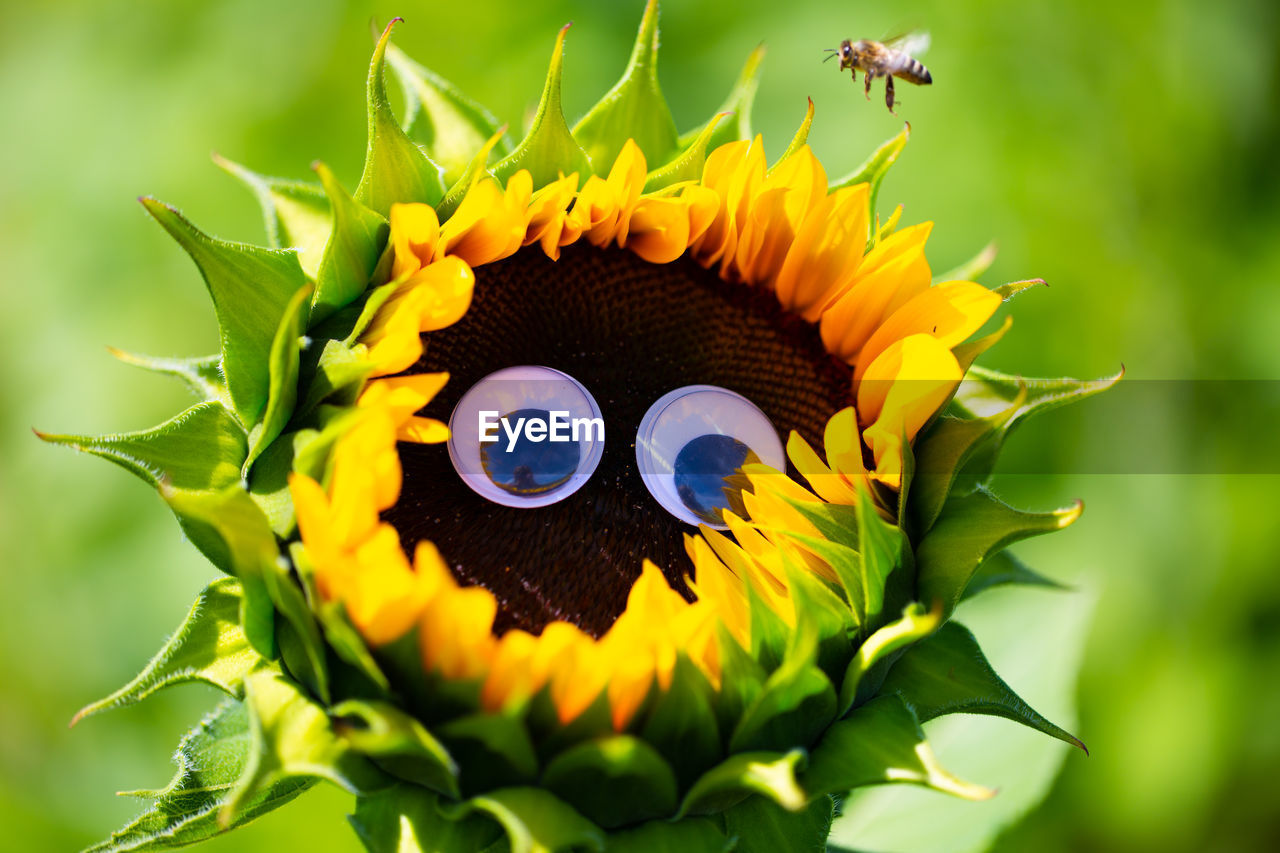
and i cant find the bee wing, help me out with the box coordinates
[883,30,930,56]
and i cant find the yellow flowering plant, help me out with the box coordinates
[43,3,1119,851]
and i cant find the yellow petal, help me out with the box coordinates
[390,203,440,280]
[786,430,858,505]
[624,196,692,264]
[854,280,1002,386]
[774,183,870,321]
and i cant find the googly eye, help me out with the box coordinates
[448,366,605,508]
[635,385,785,529]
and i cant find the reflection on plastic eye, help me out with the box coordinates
[636,385,785,529]
[449,366,604,508]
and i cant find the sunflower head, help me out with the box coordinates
[46,3,1119,851]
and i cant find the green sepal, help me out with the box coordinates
[85,700,312,853]
[678,43,765,151]
[831,123,909,219]
[639,655,723,790]
[355,20,447,216]
[963,550,1066,600]
[542,735,678,829]
[572,0,678,172]
[140,197,309,426]
[766,534,860,628]
[722,794,834,853]
[604,817,732,853]
[770,98,815,173]
[780,555,855,681]
[880,621,1086,752]
[678,749,807,818]
[349,784,505,853]
[711,624,766,739]
[951,365,1124,479]
[223,668,391,824]
[436,127,507,221]
[492,25,592,187]
[245,282,312,474]
[246,428,317,536]
[331,699,461,797]
[951,315,1012,375]
[803,694,992,800]
[386,41,511,185]
[296,338,377,422]
[313,162,389,324]
[916,488,1083,619]
[162,485,278,657]
[437,712,540,795]
[213,154,332,280]
[37,401,245,494]
[935,241,998,284]
[72,579,261,726]
[642,112,726,193]
[729,626,837,753]
[838,602,940,715]
[106,348,229,409]
[772,493,860,552]
[908,399,1022,536]
[994,277,1047,301]
[266,550,329,703]
[440,787,606,853]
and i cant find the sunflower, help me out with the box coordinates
[45,3,1120,851]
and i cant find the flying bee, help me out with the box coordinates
[824,32,931,114]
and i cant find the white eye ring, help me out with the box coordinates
[447,365,605,508]
[635,385,785,529]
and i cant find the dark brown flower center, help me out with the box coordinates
[386,244,852,637]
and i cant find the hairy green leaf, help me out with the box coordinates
[140,198,309,425]
[313,162,388,323]
[213,154,332,279]
[106,349,229,408]
[355,20,446,216]
[572,0,678,171]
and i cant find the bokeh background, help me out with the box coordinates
[3,0,1277,850]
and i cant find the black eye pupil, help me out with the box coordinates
[673,434,759,525]
[481,407,581,496]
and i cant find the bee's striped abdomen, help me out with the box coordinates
[892,54,932,86]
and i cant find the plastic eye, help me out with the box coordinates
[635,385,786,529]
[448,365,605,508]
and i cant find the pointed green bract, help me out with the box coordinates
[141,197,309,425]
[639,655,722,790]
[935,241,998,284]
[350,784,505,853]
[313,163,389,323]
[438,712,539,794]
[953,364,1124,447]
[642,112,725,193]
[963,550,1066,600]
[245,283,312,473]
[356,20,447,216]
[729,648,837,753]
[493,25,591,186]
[880,622,1086,752]
[678,749,807,817]
[214,154,332,280]
[86,700,312,853]
[839,602,940,714]
[440,787,606,853]
[224,668,391,824]
[803,695,992,800]
[832,123,909,219]
[332,699,461,797]
[388,42,511,185]
[722,794,835,853]
[73,579,259,726]
[37,401,245,493]
[163,485,280,657]
[542,735,678,828]
[770,99,815,172]
[909,404,1019,536]
[679,44,765,152]
[572,0,678,172]
[107,349,229,408]
[916,489,1082,618]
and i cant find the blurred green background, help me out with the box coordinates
[3,0,1277,850]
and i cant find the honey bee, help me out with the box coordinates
[825,32,932,114]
